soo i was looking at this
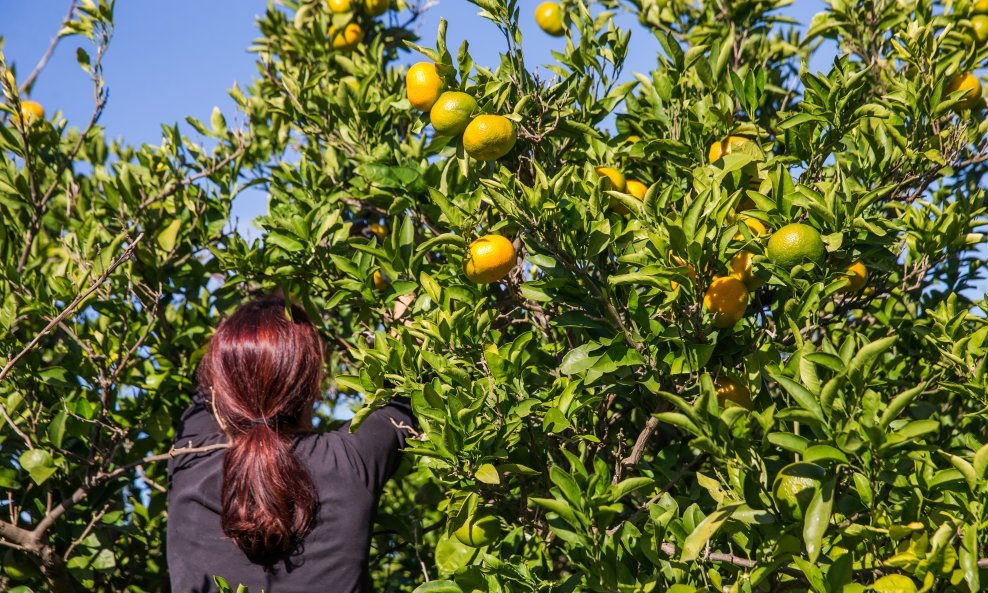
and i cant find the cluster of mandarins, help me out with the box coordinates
[326,0,390,51]
[405,57,520,286]
[395,3,567,288]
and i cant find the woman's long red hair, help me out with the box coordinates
[198,296,323,564]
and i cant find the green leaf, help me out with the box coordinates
[474,463,500,485]
[560,342,603,375]
[48,410,67,448]
[871,574,917,593]
[434,536,477,576]
[412,581,462,593]
[20,449,56,485]
[611,477,653,502]
[960,523,980,593]
[680,504,739,562]
[803,477,834,562]
[156,218,182,252]
[878,382,925,430]
[771,372,824,422]
[848,335,897,383]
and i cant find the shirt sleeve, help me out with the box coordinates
[339,397,415,493]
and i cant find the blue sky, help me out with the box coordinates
[2,0,828,234]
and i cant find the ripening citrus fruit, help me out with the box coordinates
[594,167,627,192]
[535,2,566,36]
[767,223,826,270]
[945,72,983,110]
[327,0,353,11]
[975,0,988,13]
[772,462,827,521]
[714,376,752,410]
[730,218,767,288]
[454,512,501,547]
[373,270,390,291]
[464,235,517,283]
[734,217,767,240]
[368,223,388,240]
[841,261,868,292]
[730,251,762,289]
[430,91,477,136]
[708,135,751,163]
[329,22,363,50]
[406,62,443,112]
[670,252,696,291]
[971,15,988,43]
[626,179,648,200]
[13,100,45,127]
[704,276,749,328]
[463,115,517,161]
[363,0,390,16]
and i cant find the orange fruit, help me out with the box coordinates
[327,0,353,11]
[841,261,868,292]
[945,72,983,110]
[13,100,45,127]
[430,91,477,136]
[406,62,443,111]
[708,135,751,163]
[594,167,626,192]
[767,223,826,270]
[733,217,767,240]
[373,270,390,291]
[626,179,648,200]
[730,251,762,289]
[453,512,501,547]
[773,462,826,521]
[715,376,752,410]
[368,223,388,240]
[975,0,988,13]
[464,235,517,283]
[329,22,363,50]
[703,276,749,328]
[535,2,566,36]
[670,252,697,291]
[730,217,767,288]
[463,115,517,161]
[971,15,988,43]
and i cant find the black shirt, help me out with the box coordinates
[166,394,414,593]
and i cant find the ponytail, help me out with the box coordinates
[221,423,317,563]
[198,296,324,564]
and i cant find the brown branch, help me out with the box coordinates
[0,233,144,387]
[621,416,660,468]
[33,441,230,538]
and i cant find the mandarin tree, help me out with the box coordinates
[2,0,988,592]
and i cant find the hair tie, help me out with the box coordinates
[249,418,269,427]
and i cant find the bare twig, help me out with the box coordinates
[19,1,79,94]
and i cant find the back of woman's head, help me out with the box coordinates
[198,296,324,564]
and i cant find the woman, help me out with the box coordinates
[167,296,415,593]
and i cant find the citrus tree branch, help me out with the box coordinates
[18,0,79,95]
[0,233,144,387]
[32,441,230,538]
